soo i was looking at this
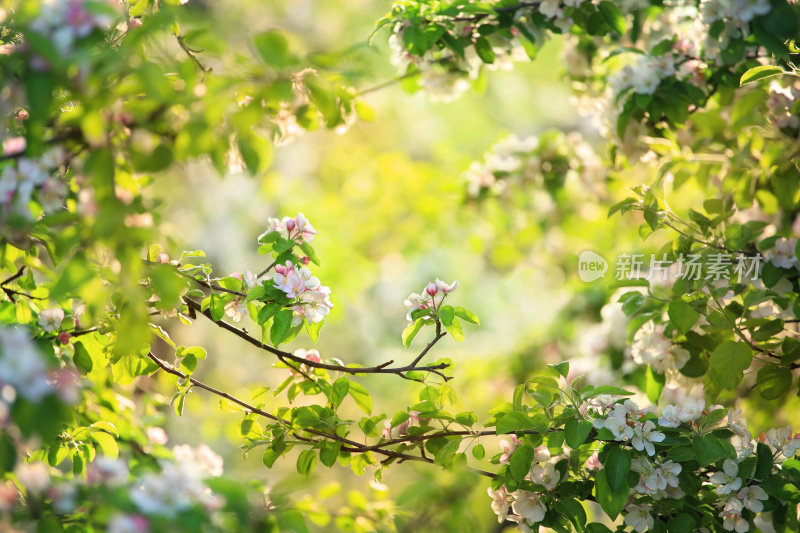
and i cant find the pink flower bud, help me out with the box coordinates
[129,18,143,28]
[15,109,28,122]
[58,332,71,345]
[285,219,296,232]
[301,256,310,265]
[157,253,169,263]
[425,282,438,296]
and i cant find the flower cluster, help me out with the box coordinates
[463,131,603,200]
[0,147,69,225]
[403,278,458,321]
[766,80,800,133]
[29,0,116,57]
[595,399,666,455]
[9,444,225,529]
[259,213,316,244]
[630,320,690,373]
[488,444,568,530]
[765,237,799,270]
[129,446,226,516]
[224,270,258,322]
[291,348,322,379]
[388,24,529,102]
[381,410,421,440]
[272,261,333,325]
[0,327,55,402]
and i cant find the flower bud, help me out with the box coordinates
[58,332,71,345]
[425,282,438,296]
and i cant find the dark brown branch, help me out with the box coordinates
[176,34,210,75]
[144,351,475,472]
[182,297,452,380]
[410,320,446,367]
[1,266,26,286]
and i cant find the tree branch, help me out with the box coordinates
[144,351,481,473]
[182,297,453,380]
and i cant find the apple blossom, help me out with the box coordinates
[499,435,519,464]
[720,497,750,533]
[259,213,316,244]
[529,461,559,490]
[631,420,665,456]
[624,503,654,533]
[630,320,689,373]
[764,426,800,459]
[511,490,546,525]
[709,459,742,495]
[487,486,510,523]
[584,451,601,471]
[38,307,65,332]
[107,514,150,533]
[738,485,769,513]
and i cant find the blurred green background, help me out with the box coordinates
[133,1,800,531]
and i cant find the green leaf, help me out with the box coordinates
[237,133,273,176]
[454,306,479,324]
[254,30,292,68]
[347,381,373,414]
[91,431,119,459]
[210,293,225,321]
[509,444,535,481]
[587,385,635,397]
[472,444,485,460]
[262,439,288,468]
[305,319,324,344]
[257,302,281,325]
[474,36,495,64]
[297,449,317,475]
[293,406,320,428]
[433,439,460,466]
[603,446,631,493]
[740,65,784,85]
[548,361,569,378]
[331,378,349,409]
[496,412,544,434]
[270,309,293,346]
[667,514,696,533]
[555,499,588,531]
[692,435,730,467]
[755,442,773,479]
[72,341,93,374]
[756,365,792,400]
[444,317,464,342]
[646,365,666,403]
[565,419,593,448]
[594,467,628,520]
[438,305,455,326]
[402,319,425,349]
[319,441,341,467]
[668,299,700,334]
[598,2,626,35]
[752,319,784,342]
[708,341,752,390]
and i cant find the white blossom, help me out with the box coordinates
[624,503,654,533]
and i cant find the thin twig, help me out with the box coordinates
[176,34,210,75]
[182,297,452,380]
[410,320,446,367]
[144,351,468,471]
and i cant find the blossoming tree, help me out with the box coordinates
[1,0,800,532]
